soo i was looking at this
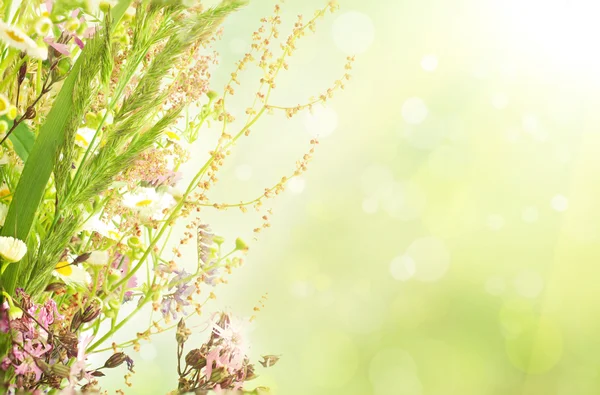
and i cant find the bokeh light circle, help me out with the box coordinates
[332,11,375,54]
[390,255,416,281]
[303,106,338,138]
[406,236,451,282]
[420,54,438,72]
[402,97,429,125]
[551,195,569,212]
[514,269,544,299]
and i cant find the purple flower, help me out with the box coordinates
[160,270,196,320]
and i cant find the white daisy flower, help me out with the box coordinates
[81,214,122,241]
[86,250,109,267]
[0,21,47,60]
[74,127,97,148]
[0,236,27,263]
[123,187,176,221]
[53,261,92,286]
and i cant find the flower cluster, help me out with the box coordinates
[0,0,349,392]
[175,313,277,393]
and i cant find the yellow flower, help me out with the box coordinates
[0,93,9,116]
[0,236,27,263]
[0,21,47,60]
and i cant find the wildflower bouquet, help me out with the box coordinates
[0,0,350,392]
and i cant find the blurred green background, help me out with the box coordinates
[103,0,600,393]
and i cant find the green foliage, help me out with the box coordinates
[1,116,34,162]
[0,1,132,295]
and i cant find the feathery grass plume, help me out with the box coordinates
[26,22,114,294]
[54,15,113,202]
[68,106,183,210]
[67,1,246,210]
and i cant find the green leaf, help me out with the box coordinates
[1,116,35,162]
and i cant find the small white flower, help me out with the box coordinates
[86,250,109,267]
[53,261,92,286]
[125,6,136,18]
[81,214,122,241]
[0,21,47,60]
[0,236,27,263]
[123,187,175,221]
[74,127,97,148]
[35,17,52,36]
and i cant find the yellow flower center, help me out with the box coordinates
[6,29,25,43]
[136,199,153,207]
[56,261,72,276]
[75,134,89,146]
[0,100,7,112]
[0,187,11,203]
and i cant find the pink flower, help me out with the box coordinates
[66,334,94,389]
[44,37,70,55]
[38,299,63,328]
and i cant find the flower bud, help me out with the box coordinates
[44,282,66,293]
[235,237,248,251]
[184,349,206,369]
[73,252,92,265]
[127,236,143,250]
[209,367,229,383]
[51,363,71,378]
[212,235,225,246]
[206,90,218,101]
[24,107,36,120]
[176,318,189,345]
[82,301,102,323]
[34,359,52,375]
[18,62,27,84]
[70,310,83,331]
[103,352,127,368]
[8,305,23,320]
